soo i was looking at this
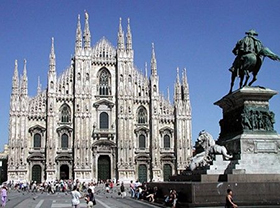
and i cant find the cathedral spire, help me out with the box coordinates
[117,17,125,51]
[145,62,148,78]
[49,37,56,72]
[75,14,82,53]
[21,59,28,96]
[167,86,170,102]
[182,68,189,101]
[12,59,19,95]
[174,67,181,101]
[37,76,41,95]
[83,11,91,49]
[182,68,188,87]
[126,18,132,51]
[176,67,180,84]
[151,43,157,76]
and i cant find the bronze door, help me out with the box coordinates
[98,155,111,181]
[138,164,147,183]
[163,164,172,181]
[60,164,69,180]
[32,165,42,183]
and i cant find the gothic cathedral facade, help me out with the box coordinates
[8,13,192,183]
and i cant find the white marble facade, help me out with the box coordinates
[8,13,192,183]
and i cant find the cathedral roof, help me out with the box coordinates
[92,37,116,65]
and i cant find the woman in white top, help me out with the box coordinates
[71,186,83,208]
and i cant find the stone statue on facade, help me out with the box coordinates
[229,29,280,94]
[189,130,232,171]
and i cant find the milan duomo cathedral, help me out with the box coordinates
[8,13,192,183]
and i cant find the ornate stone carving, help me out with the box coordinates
[242,140,255,153]
[7,15,192,183]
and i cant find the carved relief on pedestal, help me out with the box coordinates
[242,140,255,153]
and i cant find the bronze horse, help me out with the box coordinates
[229,47,280,94]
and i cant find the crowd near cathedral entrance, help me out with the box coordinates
[7,12,192,183]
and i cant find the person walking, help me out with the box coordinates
[85,188,96,208]
[1,186,7,207]
[225,189,238,208]
[129,180,135,198]
[71,186,83,208]
[120,182,126,198]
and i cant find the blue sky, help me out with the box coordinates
[1,1,280,151]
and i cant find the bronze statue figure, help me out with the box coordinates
[229,29,280,94]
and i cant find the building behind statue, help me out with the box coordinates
[8,13,192,183]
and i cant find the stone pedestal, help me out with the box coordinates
[215,86,280,174]
[206,155,231,174]
[163,87,280,207]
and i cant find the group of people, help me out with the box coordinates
[127,180,238,208]
[71,185,96,208]
[129,180,159,203]
[164,189,178,208]
[1,179,238,208]
[3,179,98,207]
[4,179,79,193]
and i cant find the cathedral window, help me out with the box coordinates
[138,86,141,96]
[61,134,68,149]
[33,133,41,149]
[139,134,146,149]
[100,112,109,129]
[137,107,147,124]
[153,85,157,92]
[60,104,71,123]
[99,69,111,96]
[164,134,171,149]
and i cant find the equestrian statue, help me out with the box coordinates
[229,29,280,94]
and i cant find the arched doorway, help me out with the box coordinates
[138,164,147,183]
[60,165,69,180]
[163,164,172,181]
[32,165,42,183]
[98,155,110,181]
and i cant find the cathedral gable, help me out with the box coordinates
[93,99,114,108]
[92,37,116,65]
[29,91,47,119]
[29,124,46,134]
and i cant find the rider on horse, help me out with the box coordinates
[229,29,263,75]
[228,30,280,93]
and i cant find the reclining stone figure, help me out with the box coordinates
[189,130,232,171]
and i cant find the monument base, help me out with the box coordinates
[214,86,280,174]
[162,87,280,206]
[150,181,280,207]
